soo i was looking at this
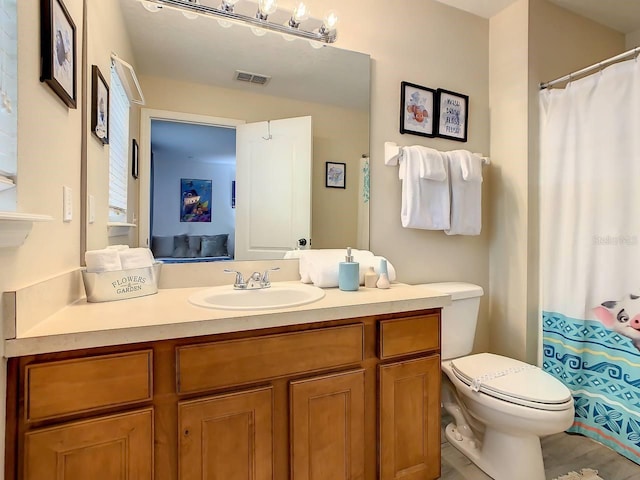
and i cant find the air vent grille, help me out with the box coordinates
[234,70,271,86]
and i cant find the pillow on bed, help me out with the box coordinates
[173,234,189,258]
[201,234,228,257]
[187,235,201,257]
[151,236,174,258]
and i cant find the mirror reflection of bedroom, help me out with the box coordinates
[149,120,237,264]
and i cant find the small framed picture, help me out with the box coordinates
[436,88,469,142]
[400,81,436,137]
[131,139,139,179]
[326,162,346,189]
[231,180,236,208]
[40,0,77,108]
[91,65,109,144]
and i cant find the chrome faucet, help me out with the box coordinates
[224,267,280,290]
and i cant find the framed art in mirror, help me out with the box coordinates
[180,178,211,222]
[400,81,435,137]
[436,88,468,142]
[132,139,139,179]
[91,65,109,144]
[40,0,77,108]
[326,162,346,189]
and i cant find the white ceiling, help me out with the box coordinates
[117,0,370,110]
[434,0,640,34]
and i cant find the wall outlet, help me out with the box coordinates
[63,186,72,222]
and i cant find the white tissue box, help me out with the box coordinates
[81,263,162,303]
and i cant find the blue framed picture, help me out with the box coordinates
[180,178,212,222]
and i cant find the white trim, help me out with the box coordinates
[138,108,245,248]
[0,212,53,248]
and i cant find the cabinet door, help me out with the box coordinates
[178,386,273,480]
[379,356,440,480]
[24,408,153,480]
[290,369,365,480]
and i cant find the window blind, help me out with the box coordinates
[108,65,130,222]
[0,0,17,208]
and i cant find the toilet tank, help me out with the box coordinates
[418,282,484,360]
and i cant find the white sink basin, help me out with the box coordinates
[188,283,326,310]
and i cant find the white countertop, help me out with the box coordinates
[4,282,450,358]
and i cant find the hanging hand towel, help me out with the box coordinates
[445,150,482,235]
[399,145,450,230]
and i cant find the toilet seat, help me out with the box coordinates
[449,353,573,411]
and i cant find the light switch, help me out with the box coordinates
[63,186,72,222]
[88,194,95,224]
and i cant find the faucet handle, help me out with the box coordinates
[224,269,246,289]
[261,267,281,287]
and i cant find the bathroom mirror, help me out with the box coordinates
[84,0,370,260]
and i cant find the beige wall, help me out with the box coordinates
[626,29,640,49]
[85,0,139,251]
[489,0,624,362]
[138,75,368,250]
[304,0,493,351]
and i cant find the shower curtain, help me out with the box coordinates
[540,58,640,464]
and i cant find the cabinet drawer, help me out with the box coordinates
[25,350,153,422]
[177,324,364,394]
[378,314,439,359]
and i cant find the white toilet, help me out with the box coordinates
[422,282,575,480]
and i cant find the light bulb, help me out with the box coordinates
[292,2,310,23]
[182,0,199,20]
[321,9,339,32]
[141,1,162,13]
[257,0,277,20]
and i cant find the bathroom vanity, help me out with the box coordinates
[3,281,448,480]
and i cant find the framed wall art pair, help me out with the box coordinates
[399,81,469,142]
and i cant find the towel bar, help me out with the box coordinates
[384,141,490,166]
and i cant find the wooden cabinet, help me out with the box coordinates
[24,408,153,480]
[290,369,365,480]
[178,387,273,480]
[6,309,441,480]
[379,356,441,480]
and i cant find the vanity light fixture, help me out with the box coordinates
[137,0,338,44]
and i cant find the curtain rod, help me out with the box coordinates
[540,46,640,90]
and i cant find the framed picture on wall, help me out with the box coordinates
[40,0,77,108]
[131,139,139,179]
[91,65,109,144]
[180,178,212,222]
[436,88,469,142]
[400,81,436,137]
[326,162,346,189]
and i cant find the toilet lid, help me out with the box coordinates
[450,353,572,411]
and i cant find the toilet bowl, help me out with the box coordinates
[418,283,575,480]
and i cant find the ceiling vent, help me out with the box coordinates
[234,70,271,86]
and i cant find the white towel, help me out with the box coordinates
[399,145,450,230]
[119,248,155,270]
[296,249,376,287]
[85,249,122,273]
[445,150,482,235]
[106,244,130,251]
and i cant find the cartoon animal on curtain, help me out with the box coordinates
[593,294,640,351]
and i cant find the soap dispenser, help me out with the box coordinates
[376,258,391,289]
[338,247,359,291]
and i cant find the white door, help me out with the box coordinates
[235,116,312,260]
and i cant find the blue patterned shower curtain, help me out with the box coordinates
[540,58,640,465]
